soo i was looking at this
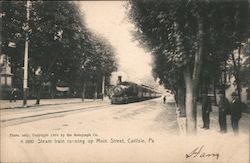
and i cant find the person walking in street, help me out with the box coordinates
[9,88,18,102]
[201,94,212,129]
[230,92,243,135]
[163,96,166,104]
[218,93,230,133]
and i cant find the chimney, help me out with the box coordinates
[118,76,122,84]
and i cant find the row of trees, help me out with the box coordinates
[128,0,249,133]
[1,1,117,103]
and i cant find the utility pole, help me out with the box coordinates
[101,75,105,101]
[23,0,30,107]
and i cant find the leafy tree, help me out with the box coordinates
[128,0,248,133]
[1,1,26,90]
[228,40,250,100]
[240,40,250,89]
[30,2,89,81]
[79,32,117,101]
[1,1,118,104]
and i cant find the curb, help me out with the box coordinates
[173,103,187,135]
[0,99,104,110]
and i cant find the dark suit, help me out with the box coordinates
[202,96,212,129]
[231,98,242,135]
[218,97,230,133]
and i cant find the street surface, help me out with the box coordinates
[1,98,178,134]
[1,97,181,162]
[0,97,249,163]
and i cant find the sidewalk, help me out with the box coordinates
[0,98,106,110]
[177,104,250,136]
[175,104,250,163]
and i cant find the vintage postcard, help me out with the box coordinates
[1,1,249,162]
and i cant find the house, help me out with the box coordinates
[0,54,14,99]
[0,54,13,87]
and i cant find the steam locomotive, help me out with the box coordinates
[111,81,161,104]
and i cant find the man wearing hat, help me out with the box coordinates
[230,92,243,135]
[218,93,230,133]
[201,93,212,129]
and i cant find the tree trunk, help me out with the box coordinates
[175,91,179,107]
[213,80,217,105]
[184,69,197,134]
[36,82,41,105]
[94,83,97,100]
[231,50,241,101]
[50,75,56,99]
[183,14,204,134]
[101,75,105,101]
[51,85,55,99]
[178,85,186,117]
[82,79,86,102]
[222,59,227,96]
[174,21,186,117]
[237,46,241,101]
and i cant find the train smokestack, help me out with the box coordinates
[118,76,122,84]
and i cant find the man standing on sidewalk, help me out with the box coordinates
[202,94,212,129]
[230,92,243,135]
[218,93,230,133]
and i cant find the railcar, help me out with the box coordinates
[111,81,161,104]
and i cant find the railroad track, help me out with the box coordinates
[1,103,110,127]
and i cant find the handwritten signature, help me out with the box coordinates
[186,145,219,160]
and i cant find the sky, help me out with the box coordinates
[79,1,153,84]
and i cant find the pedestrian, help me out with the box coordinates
[100,93,104,101]
[218,93,230,133]
[230,92,243,135]
[10,88,18,102]
[201,94,212,129]
[163,96,166,104]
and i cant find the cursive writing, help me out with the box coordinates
[186,145,219,160]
